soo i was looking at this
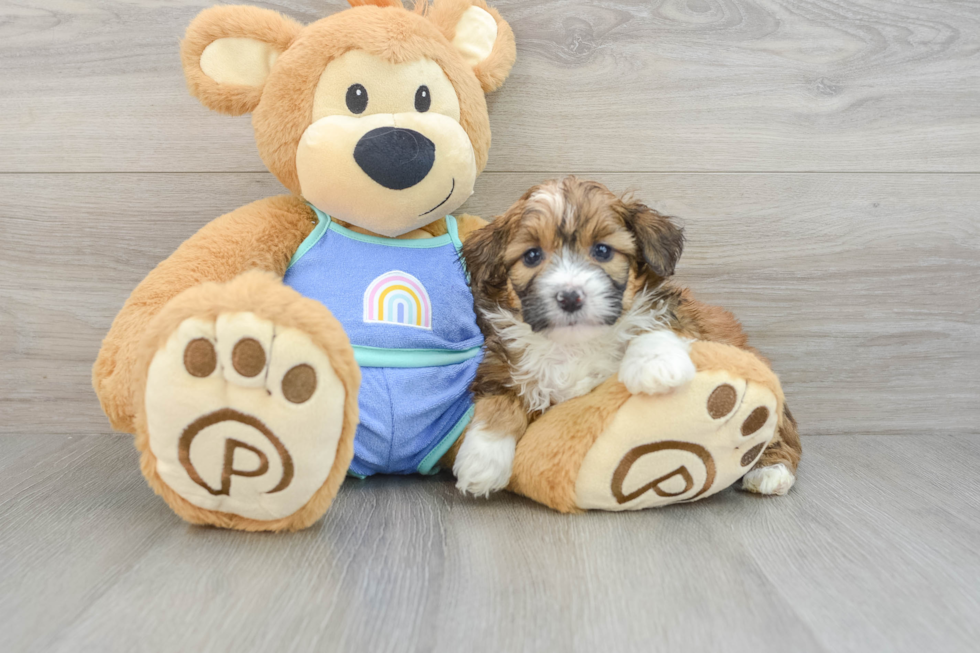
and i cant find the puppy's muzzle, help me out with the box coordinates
[354,127,435,190]
[556,288,584,313]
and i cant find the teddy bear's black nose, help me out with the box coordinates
[353,127,435,190]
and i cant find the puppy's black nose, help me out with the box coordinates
[556,289,583,313]
[354,127,435,190]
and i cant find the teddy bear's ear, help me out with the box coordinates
[181,6,303,116]
[424,0,516,93]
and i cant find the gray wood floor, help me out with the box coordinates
[1,0,979,651]
[1,434,979,652]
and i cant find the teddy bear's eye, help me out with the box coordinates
[346,84,368,114]
[415,85,431,113]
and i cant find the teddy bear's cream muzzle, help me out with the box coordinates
[296,112,477,237]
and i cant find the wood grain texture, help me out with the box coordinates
[1,3,978,649]
[1,0,979,173]
[2,171,976,437]
[0,434,977,653]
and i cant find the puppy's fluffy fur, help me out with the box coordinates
[454,177,802,497]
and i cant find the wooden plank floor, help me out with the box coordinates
[0,434,978,653]
[1,0,978,651]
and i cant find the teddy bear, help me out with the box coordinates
[93,0,800,532]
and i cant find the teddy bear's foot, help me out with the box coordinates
[510,342,784,513]
[144,312,347,526]
[134,272,358,531]
[574,371,778,510]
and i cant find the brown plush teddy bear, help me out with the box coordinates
[93,0,800,532]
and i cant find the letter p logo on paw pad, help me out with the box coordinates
[178,408,294,497]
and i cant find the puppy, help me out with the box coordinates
[453,176,801,497]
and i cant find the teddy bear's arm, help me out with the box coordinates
[92,194,315,434]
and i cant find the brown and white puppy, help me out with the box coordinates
[454,176,801,497]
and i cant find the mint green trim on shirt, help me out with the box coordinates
[446,214,472,282]
[328,219,455,248]
[352,344,482,368]
[446,215,464,254]
[287,211,330,270]
[417,403,474,475]
[290,206,462,270]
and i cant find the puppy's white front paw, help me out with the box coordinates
[741,463,796,495]
[453,422,516,498]
[619,331,696,395]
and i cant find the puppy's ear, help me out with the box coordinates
[620,200,684,279]
[462,215,512,295]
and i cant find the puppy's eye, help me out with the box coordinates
[415,85,431,112]
[346,84,368,114]
[522,247,544,267]
[591,243,614,262]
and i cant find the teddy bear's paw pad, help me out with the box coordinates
[144,313,347,521]
[574,372,779,511]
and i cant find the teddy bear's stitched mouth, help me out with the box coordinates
[419,178,455,217]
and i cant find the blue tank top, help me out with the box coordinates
[283,206,483,476]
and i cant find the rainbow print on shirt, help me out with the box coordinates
[363,270,433,330]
